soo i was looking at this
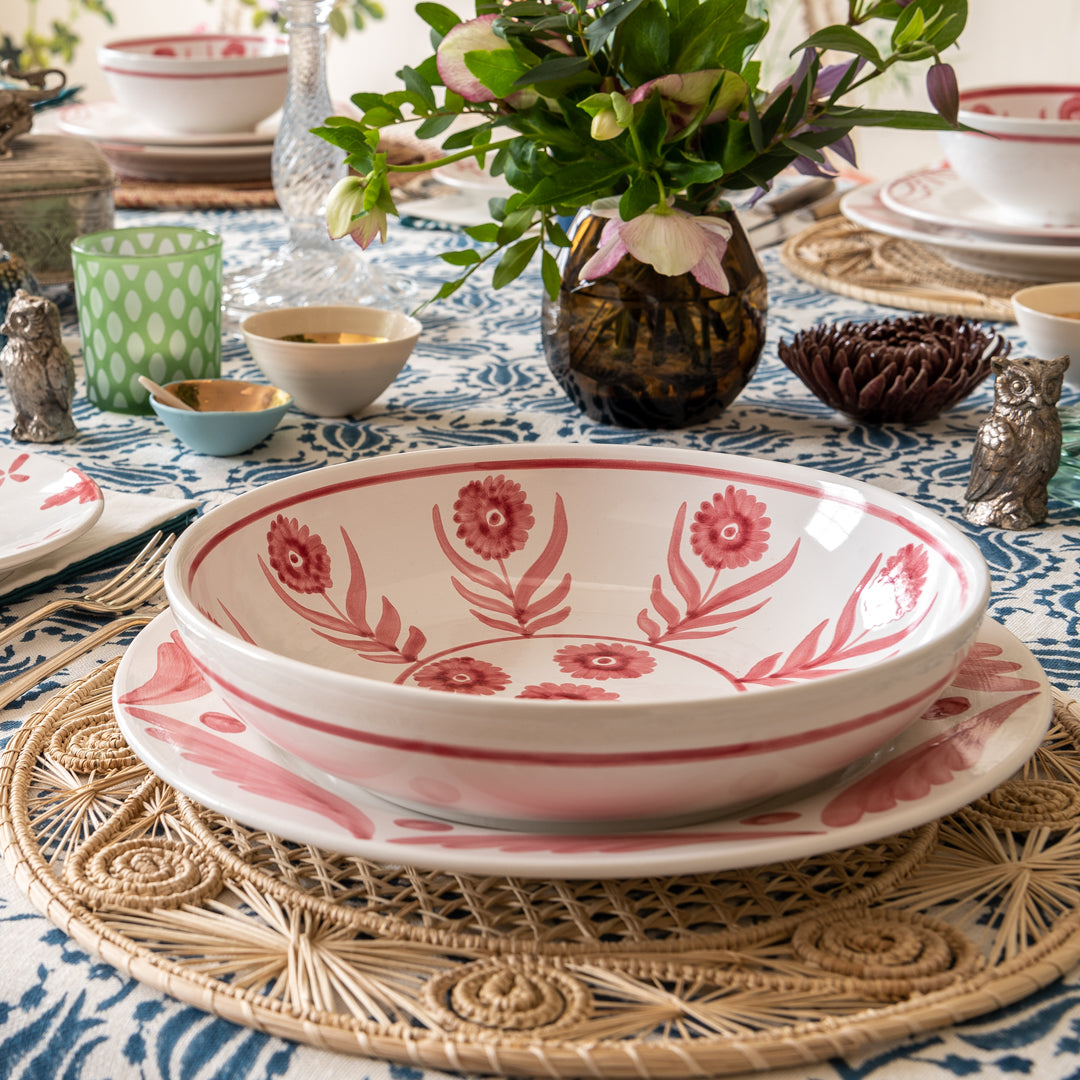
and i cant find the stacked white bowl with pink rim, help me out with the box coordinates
[160,445,990,830]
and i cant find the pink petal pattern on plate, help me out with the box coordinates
[118,631,211,705]
[127,704,375,839]
[820,691,1039,827]
[949,641,1044,693]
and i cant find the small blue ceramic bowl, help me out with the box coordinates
[149,378,291,456]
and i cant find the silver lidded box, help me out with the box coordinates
[0,134,116,284]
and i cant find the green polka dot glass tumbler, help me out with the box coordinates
[71,226,222,413]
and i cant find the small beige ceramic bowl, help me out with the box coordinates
[240,305,422,417]
[1011,282,1080,389]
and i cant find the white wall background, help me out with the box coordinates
[12,0,1080,179]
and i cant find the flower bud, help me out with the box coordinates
[590,107,622,141]
[927,62,960,126]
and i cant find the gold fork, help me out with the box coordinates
[0,531,175,648]
[0,606,167,710]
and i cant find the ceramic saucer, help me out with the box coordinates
[0,452,104,573]
[881,164,1080,243]
[841,182,1080,280]
[113,611,1052,880]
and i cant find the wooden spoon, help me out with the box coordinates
[138,375,196,412]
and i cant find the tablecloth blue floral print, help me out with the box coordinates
[2,205,1080,1080]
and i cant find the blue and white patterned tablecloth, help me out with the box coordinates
[2,206,1080,1080]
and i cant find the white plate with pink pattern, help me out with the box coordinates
[114,611,1051,879]
[881,164,1080,243]
[0,452,104,573]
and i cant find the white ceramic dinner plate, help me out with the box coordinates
[841,182,1080,280]
[0,451,104,573]
[881,163,1080,243]
[94,141,272,183]
[114,611,1051,880]
[56,101,278,147]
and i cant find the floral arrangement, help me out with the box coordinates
[318,0,967,302]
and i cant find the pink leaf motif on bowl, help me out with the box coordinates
[820,691,1040,827]
[640,493,799,646]
[434,477,571,637]
[117,630,211,706]
[39,468,98,510]
[258,521,426,665]
[735,545,935,688]
[950,641,1043,693]
[127,704,374,839]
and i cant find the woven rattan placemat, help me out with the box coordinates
[5,660,1080,1078]
[780,217,1027,322]
[114,179,279,210]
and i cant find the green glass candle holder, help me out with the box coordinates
[71,226,223,413]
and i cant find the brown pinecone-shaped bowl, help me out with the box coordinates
[778,314,1010,423]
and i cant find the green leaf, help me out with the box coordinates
[492,235,541,289]
[511,55,595,93]
[541,248,562,300]
[497,207,538,243]
[400,64,436,110]
[465,48,532,98]
[442,124,495,150]
[613,0,670,82]
[583,0,647,50]
[819,104,973,131]
[465,223,501,243]
[892,4,925,47]
[903,0,967,49]
[526,163,627,208]
[619,176,660,220]
[434,278,466,300]
[328,7,348,37]
[633,87,667,160]
[415,54,441,86]
[350,92,391,112]
[415,2,461,36]
[441,249,484,266]
[796,26,884,68]
[415,114,456,139]
[671,0,766,72]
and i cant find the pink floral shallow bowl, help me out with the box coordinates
[162,445,991,830]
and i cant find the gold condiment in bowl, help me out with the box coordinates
[280,331,388,344]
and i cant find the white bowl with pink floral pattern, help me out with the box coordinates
[163,445,990,829]
[938,85,1080,227]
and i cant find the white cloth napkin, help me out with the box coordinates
[0,488,198,605]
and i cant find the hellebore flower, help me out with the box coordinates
[436,14,512,103]
[326,176,387,249]
[626,70,745,134]
[581,201,734,293]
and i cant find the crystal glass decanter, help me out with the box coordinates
[223,0,410,315]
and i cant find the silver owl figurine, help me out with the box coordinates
[0,289,78,442]
[963,354,1069,530]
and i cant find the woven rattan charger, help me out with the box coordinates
[5,659,1080,1078]
[780,216,1028,322]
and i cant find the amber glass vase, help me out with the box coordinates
[541,210,767,428]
